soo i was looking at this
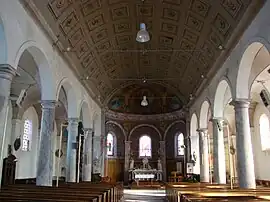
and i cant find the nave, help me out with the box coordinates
[122,189,166,202]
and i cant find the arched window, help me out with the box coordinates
[259,114,270,150]
[176,133,185,156]
[139,135,152,157]
[107,133,114,156]
[22,119,32,151]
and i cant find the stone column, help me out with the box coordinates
[231,99,256,189]
[185,120,191,162]
[36,100,56,186]
[211,118,226,184]
[83,128,93,181]
[66,118,79,182]
[0,65,16,184]
[159,141,166,181]
[92,136,102,174]
[100,109,106,176]
[124,140,131,183]
[197,128,210,183]
[11,119,21,151]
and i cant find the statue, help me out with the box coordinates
[157,159,162,171]
[129,157,134,170]
[93,157,100,173]
[142,157,151,170]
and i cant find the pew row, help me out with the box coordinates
[0,182,123,202]
[165,182,270,202]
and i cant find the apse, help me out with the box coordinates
[107,83,183,115]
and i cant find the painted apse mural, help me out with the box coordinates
[108,84,183,114]
[105,84,188,182]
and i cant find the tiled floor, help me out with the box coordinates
[122,189,167,202]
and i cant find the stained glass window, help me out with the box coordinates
[259,114,270,151]
[107,133,114,156]
[139,135,151,157]
[177,133,185,156]
[22,119,32,151]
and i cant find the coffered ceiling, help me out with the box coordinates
[25,0,264,104]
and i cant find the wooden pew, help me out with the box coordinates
[165,182,270,202]
[1,181,123,202]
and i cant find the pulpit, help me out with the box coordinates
[2,154,17,186]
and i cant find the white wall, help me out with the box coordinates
[190,135,200,174]
[15,107,39,179]
[252,103,270,180]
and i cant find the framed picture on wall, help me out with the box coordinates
[187,163,194,174]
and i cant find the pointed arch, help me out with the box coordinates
[14,41,56,100]
[0,16,7,64]
[79,100,92,128]
[237,41,266,99]
[56,77,78,118]
[199,100,211,128]
[213,79,232,118]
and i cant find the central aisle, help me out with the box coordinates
[122,189,167,202]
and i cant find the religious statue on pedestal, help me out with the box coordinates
[157,159,162,171]
[93,157,100,173]
[142,156,151,170]
[129,157,134,170]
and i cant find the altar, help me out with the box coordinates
[128,157,163,183]
[129,169,163,181]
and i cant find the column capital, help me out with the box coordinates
[230,99,250,108]
[0,64,16,81]
[197,128,208,134]
[68,117,79,123]
[41,100,56,109]
[210,117,224,123]
[84,128,93,133]
[125,140,132,144]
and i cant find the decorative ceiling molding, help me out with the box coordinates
[27,0,261,103]
[105,107,185,121]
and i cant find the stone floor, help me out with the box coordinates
[122,189,167,202]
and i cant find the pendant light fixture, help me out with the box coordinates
[136,0,150,43]
[141,96,148,106]
[136,23,150,43]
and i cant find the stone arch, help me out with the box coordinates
[79,100,92,128]
[56,77,78,118]
[0,16,7,64]
[105,120,127,141]
[199,99,211,129]
[14,41,56,100]
[236,41,267,99]
[213,79,232,118]
[128,124,162,140]
[190,113,198,136]
[164,120,185,140]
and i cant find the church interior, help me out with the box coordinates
[1,0,270,201]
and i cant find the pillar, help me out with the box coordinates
[231,99,256,189]
[159,141,166,181]
[66,118,79,182]
[197,128,210,182]
[0,65,16,184]
[124,140,131,183]
[83,128,93,181]
[92,136,102,174]
[211,118,226,184]
[11,119,21,152]
[100,109,106,177]
[36,100,56,186]
[185,119,191,162]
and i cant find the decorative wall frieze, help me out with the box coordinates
[105,108,186,121]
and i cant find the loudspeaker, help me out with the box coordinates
[260,89,270,107]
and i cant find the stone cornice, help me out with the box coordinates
[105,108,186,121]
